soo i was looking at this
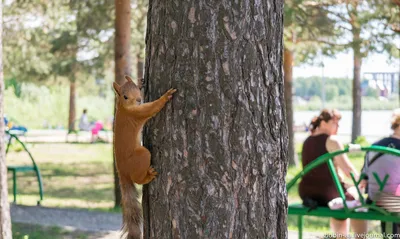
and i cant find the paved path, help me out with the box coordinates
[11,204,122,238]
[10,204,326,239]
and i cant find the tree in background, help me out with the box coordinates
[50,0,114,132]
[114,0,132,208]
[0,0,13,237]
[3,0,145,208]
[142,0,288,237]
[3,1,54,83]
[283,0,337,167]
[131,0,148,79]
[3,0,114,130]
[310,0,400,142]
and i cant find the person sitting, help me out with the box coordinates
[79,109,92,131]
[298,109,367,238]
[360,109,400,234]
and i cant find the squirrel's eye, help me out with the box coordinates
[123,95,128,100]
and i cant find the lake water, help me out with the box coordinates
[294,110,396,143]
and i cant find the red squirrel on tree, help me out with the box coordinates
[113,75,177,239]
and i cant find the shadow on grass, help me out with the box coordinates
[7,174,114,202]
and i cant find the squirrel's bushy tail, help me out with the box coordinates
[120,182,142,239]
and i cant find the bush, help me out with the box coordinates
[354,136,370,147]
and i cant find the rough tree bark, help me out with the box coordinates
[114,0,131,208]
[283,47,298,167]
[68,80,76,131]
[0,0,13,237]
[142,1,288,238]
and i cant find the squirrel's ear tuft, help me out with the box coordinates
[113,82,121,96]
[125,75,138,87]
[125,75,134,83]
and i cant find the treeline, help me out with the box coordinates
[294,77,352,101]
[4,76,114,129]
[293,76,398,111]
[294,76,389,101]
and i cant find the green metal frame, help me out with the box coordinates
[287,145,400,239]
[5,130,44,205]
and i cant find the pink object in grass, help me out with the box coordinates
[396,185,400,196]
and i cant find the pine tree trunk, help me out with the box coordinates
[142,1,288,238]
[0,1,13,236]
[137,53,144,79]
[114,0,132,208]
[283,47,298,167]
[68,80,76,131]
[351,30,362,143]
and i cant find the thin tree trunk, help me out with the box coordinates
[143,1,288,238]
[114,0,131,208]
[0,0,13,236]
[351,28,362,143]
[68,80,76,131]
[284,47,298,167]
[352,53,362,143]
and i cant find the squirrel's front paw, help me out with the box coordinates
[164,88,177,100]
[148,167,158,176]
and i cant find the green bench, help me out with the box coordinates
[287,145,400,239]
[5,130,44,205]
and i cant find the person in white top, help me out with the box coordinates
[79,109,92,131]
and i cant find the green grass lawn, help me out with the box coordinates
[6,139,385,235]
[6,142,119,211]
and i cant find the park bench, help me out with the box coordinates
[287,144,400,239]
[5,130,44,205]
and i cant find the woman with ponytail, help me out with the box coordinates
[298,109,367,238]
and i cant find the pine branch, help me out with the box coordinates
[295,38,350,48]
[324,9,351,23]
[337,24,352,32]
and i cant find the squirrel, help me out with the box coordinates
[112,75,177,239]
